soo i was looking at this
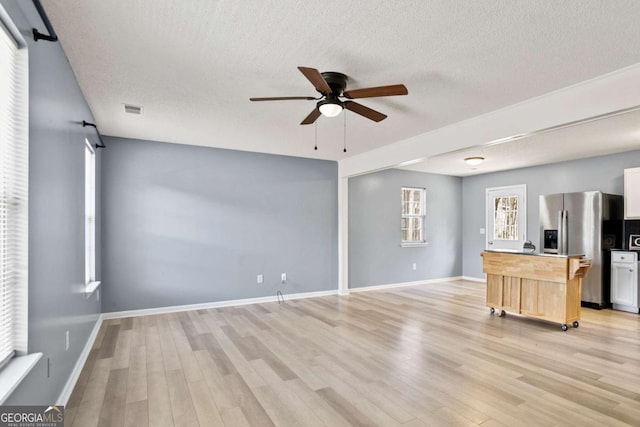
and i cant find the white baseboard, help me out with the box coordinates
[101,289,339,319]
[461,275,486,283]
[349,276,465,293]
[56,316,103,406]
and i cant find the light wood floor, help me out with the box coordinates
[65,280,640,426]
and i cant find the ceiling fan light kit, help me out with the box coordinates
[318,99,343,117]
[250,66,408,126]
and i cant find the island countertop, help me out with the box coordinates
[481,250,591,282]
[483,249,585,259]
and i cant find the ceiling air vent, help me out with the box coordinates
[123,104,143,115]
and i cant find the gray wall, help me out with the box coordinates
[349,168,462,287]
[462,150,640,278]
[2,0,102,405]
[101,137,338,312]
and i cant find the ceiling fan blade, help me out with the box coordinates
[298,66,332,94]
[343,84,408,99]
[344,101,387,122]
[300,108,321,125]
[250,96,316,101]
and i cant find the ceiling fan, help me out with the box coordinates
[250,66,408,125]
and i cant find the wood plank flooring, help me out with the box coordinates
[64,280,640,426]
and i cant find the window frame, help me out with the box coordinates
[84,139,100,296]
[401,186,427,247]
[485,184,527,252]
[0,4,41,405]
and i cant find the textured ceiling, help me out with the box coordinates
[43,0,640,162]
[401,107,640,176]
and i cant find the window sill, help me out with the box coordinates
[85,280,101,298]
[0,353,42,404]
[401,242,429,248]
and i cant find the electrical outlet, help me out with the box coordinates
[65,331,69,351]
[480,228,486,235]
[412,263,417,270]
[257,274,263,284]
[281,273,287,283]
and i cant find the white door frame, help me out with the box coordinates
[485,184,527,251]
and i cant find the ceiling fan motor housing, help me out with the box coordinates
[320,72,348,96]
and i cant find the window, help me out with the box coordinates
[486,185,527,251]
[493,195,519,240]
[84,139,99,294]
[0,12,29,368]
[401,187,426,245]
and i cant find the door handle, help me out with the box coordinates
[488,241,493,245]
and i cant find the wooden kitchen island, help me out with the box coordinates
[481,251,592,331]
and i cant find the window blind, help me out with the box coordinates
[0,17,28,365]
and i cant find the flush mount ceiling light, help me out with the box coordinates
[464,156,485,166]
[317,94,343,117]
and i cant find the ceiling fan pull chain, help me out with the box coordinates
[343,112,347,153]
[314,121,318,151]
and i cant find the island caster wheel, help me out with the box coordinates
[497,310,506,317]
[561,324,568,331]
[490,307,495,315]
[572,321,579,328]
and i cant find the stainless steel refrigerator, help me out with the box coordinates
[539,191,623,308]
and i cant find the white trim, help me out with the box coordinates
[56,317,103,406]
[84,281,101,298]
[349,276,464,293]
[486,184,527,251]
[0,353,42,405]
[84,138,95,155]
[612,304,640,314]
[101,289,339,320]
[401,186,426,245]
[338,176,349,296]
[400,242,429,248]
[0,4,26,48]
[462,276,486,283]
[84,140,96,288]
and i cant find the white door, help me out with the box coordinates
[486,185,527,251]
[611,262,637,306]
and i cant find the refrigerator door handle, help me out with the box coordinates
[563,210,569,254]
[558,210,569,255]
[557,211,564,254]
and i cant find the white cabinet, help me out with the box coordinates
[610,251,640,313]
[624,167,640,219]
